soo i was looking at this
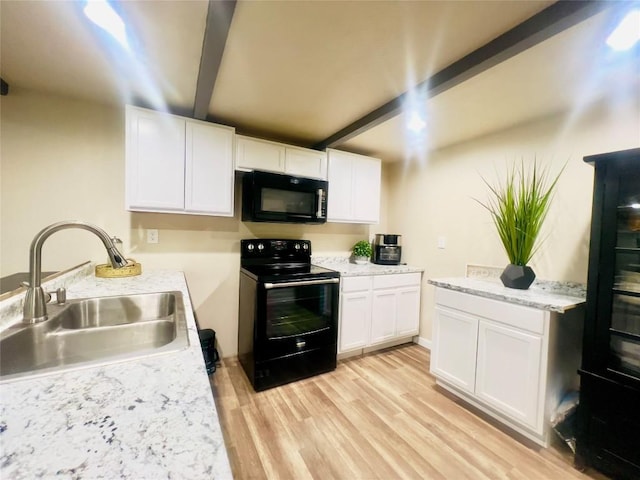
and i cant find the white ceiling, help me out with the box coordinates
[342,9,640,161]
[1,1,638,162]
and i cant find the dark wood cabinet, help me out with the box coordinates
[576,147,640,479]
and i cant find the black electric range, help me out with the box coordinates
[238,239,339,391]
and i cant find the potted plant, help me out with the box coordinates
[477,160,564,289]
[352,240,372,264]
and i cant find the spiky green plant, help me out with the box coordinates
[477,160,564,266]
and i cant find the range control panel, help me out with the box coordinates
[241,239,311,259]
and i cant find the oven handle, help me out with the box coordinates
[263,277,339,289]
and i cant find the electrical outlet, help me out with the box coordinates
[437,236,446,249]
[147,229,159,244]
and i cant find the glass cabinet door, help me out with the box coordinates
[611,168,640,377]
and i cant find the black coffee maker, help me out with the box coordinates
[372,234,402,265]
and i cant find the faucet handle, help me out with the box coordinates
[45,287,66,305]
[54,287,67,304]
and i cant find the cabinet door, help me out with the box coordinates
[327,149,381,224]
[235,136,284,173]
[370,289,397,344]
[395,286,421,337]
[431,306,478,394]
[285,148,327,180]
[339,291,371,352]
[327,150,354,222]
[185,121,235,216]
[475,320,543,431]
[352,155,381,223]
[126,106,185,211]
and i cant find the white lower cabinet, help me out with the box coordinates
[431,306,478,394]
[396,287,423,336]
[476,320,543,430]
[339,290,371,351]
[431,287,583,447]
[339,273,421,354]
[371,289,397,344]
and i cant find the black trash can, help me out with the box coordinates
[198,329,220,375]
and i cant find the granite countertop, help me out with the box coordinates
[0,271,56,296]
[428,277,586,313]
[0,268,232,479]
[313,257,423,277]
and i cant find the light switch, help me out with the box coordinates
[437,236,446,249]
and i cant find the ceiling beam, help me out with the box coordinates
[0,78,8,96]
[314,0,613,150]
[193,0,237,120]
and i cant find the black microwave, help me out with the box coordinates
[242,170,328,224]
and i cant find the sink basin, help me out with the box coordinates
[58,292,177,329]
[0,291,189,382]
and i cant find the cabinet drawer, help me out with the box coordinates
[435,288,546,335]
[341,276,372,293]
[373,273,421,290]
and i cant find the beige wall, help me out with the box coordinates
[3,85,637,356]
[0,88,388,357]
[386,95,640,342]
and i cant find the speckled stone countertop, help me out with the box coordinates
[313,256,423,277]
[0,268,232,479]
[428,277,586,313]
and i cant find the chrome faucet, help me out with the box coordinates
[23,221,128,323]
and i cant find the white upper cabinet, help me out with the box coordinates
[185,120,235,215]
[326,152,353,221]
[126,106,186,212]
[327,149,381,224]
[125,105,235,217]
[285,146,327,179]
[235,136,284,173]
[235,135,327,180]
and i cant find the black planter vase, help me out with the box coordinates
[500,264,536,289]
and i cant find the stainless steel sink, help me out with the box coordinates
[0,291,189,382]
[58,292,177,329]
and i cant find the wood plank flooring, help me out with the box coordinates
[210,344,610,480]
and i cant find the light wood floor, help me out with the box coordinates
[211,344,610,480]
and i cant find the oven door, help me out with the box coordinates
[255,277,338,360]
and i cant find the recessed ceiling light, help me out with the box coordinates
[631,203,640,209]
[407,111,427,133]
[606,9,640,51]
[83,0,129,51]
